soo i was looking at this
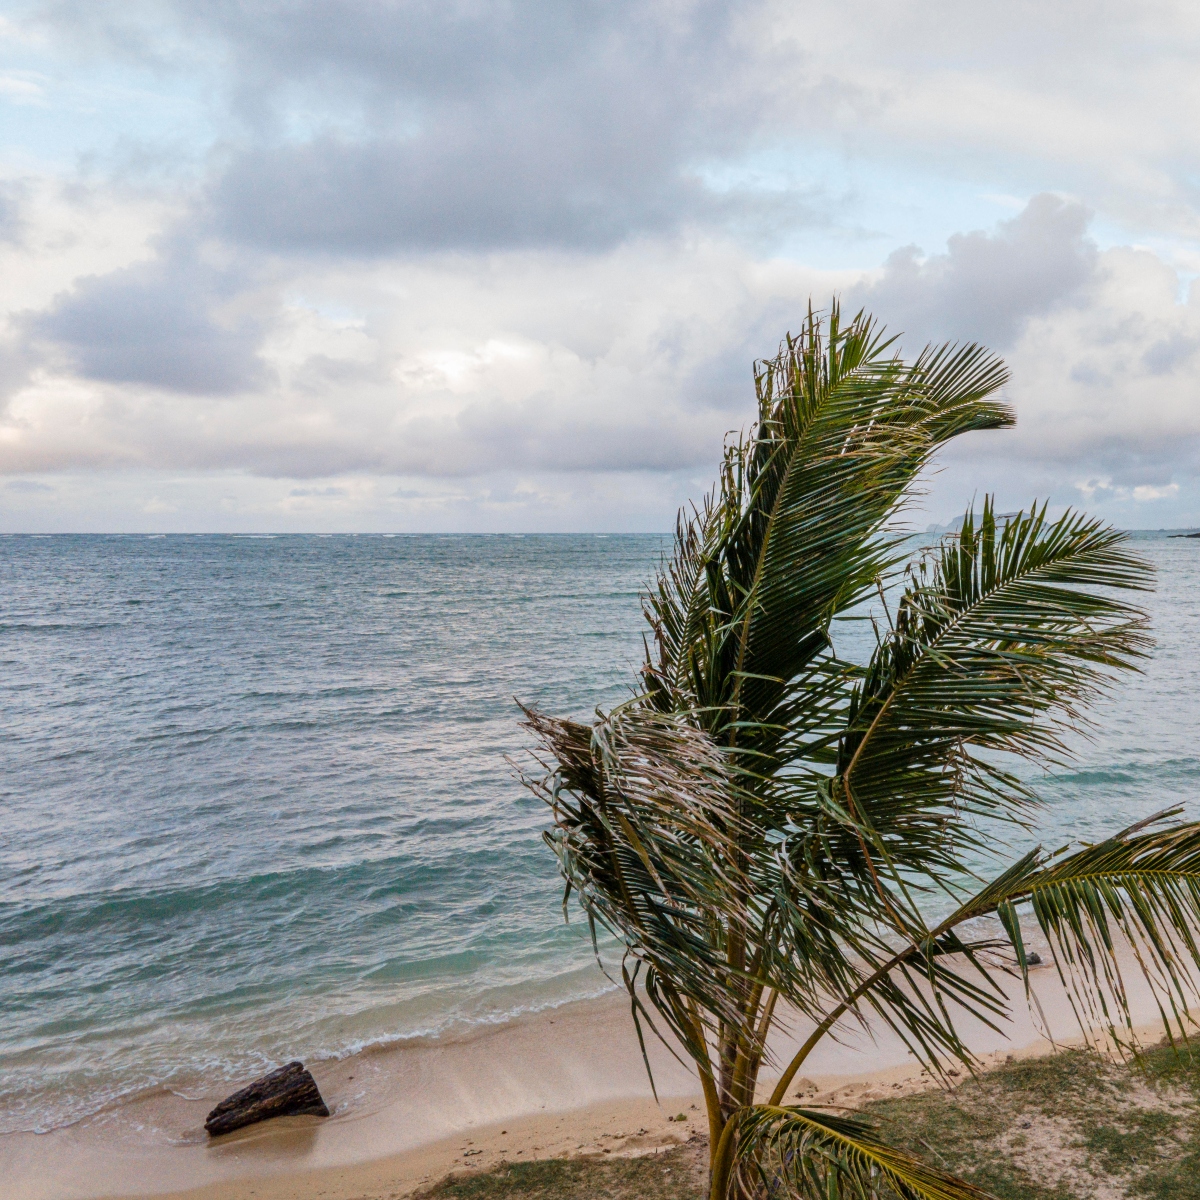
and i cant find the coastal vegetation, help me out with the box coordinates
[519,301,1200,1199]
[424,1042,1200,1199]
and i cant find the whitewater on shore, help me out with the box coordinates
[3,946,1188,1200]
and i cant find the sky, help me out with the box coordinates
[1,1,1199,533]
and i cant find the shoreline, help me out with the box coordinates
[4,935,1189,1200]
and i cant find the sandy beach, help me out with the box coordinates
[5,932,1188,1200]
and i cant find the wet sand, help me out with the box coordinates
[4,938,1191,1200]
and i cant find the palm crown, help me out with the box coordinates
[520,302,1200,1200]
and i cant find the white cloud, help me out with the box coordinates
[759,0,1200,242]
[0,72,45,104]
[1133,484,1180,502]
[2,1,1200,529]
[0,224,847,481]
[1076,478,1183,504]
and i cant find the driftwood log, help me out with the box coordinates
[205,1061,329,1137]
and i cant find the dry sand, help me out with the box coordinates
[3,936,1190,1200]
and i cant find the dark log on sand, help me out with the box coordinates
[205,1061,329,1137]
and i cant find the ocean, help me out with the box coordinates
[2,531,1198,1137]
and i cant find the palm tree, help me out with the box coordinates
[519,302,1199,1200]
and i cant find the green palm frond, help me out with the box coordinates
[642,491,725,712]
[995,814,1200,1052]
[826,497,1152,910]
[743,499,1153,1068]
[643,301,1013,760]
[726,1105,994,1200]
[784,816,1200,1099]
[728,331,1011,745]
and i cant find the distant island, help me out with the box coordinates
[1169,531,1200,538]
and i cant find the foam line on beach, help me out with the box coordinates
[3,935,1192,1200]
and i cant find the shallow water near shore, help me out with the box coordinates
[2,530,1199,1139]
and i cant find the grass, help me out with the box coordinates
[868,1042,1200,1199]
[416,1143,708,1199]
[418,1042,1200,1199]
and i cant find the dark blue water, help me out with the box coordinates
[1,531,1197,1134]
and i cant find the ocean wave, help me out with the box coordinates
[1,854,472,932]
[0,965,623,1135]
[0,622,121,633]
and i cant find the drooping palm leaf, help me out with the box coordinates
[727,1105,994,1200]
[769,816,1200,1105]
[873,815,1200,1078]
[519,702,756,1061]
[523,696,991,1080]
[996,815,1200,1052]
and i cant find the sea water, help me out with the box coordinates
[1,532,1198,1135]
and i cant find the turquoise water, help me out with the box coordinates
[1,532,1198,1134]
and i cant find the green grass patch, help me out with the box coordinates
[417,1144,705,1199]
[867,1043,1200,1199]
[421,1043,1200,1199]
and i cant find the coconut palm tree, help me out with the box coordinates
[519,302,1199,1200]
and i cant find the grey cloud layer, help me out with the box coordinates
[43,0,824,257]
[33,0,1200,254]
[40,0,1200,254]
[6,1,1200,527]
[149,0,770,253]
[27,241,269,393]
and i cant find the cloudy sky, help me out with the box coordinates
[1,1,1199,532]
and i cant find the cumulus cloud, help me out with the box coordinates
[1000,247,1200,467]
[852,195,1098,350]
[0,231,839,478]
[925,240,1200,523]
[3,190,1199,528]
